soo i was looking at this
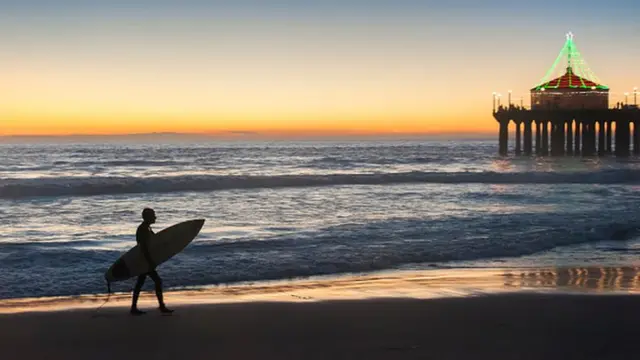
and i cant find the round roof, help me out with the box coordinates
[531,67,608,91]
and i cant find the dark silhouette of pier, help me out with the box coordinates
[494,32,640,157]
[494,104,640,157]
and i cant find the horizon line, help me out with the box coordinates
[0,130,496,138]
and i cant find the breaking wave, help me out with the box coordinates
[2,169,640,199]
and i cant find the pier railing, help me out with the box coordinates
[494,104,640,114]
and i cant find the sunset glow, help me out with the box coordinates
[1,1,639,137]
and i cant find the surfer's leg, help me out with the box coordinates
[148,271,164,305]
[149,271,173,313]
[130,274,147,314]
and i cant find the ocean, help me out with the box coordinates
[1,138,639,299]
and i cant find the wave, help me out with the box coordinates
[1,214,638,299]
[2,169,640,199]
[307,155,448,167]
[51,160,186,167]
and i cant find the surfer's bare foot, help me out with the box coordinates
[130,308,146,316]
[159,306,174,314]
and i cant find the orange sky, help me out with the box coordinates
[1,2,639,137]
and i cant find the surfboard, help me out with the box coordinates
[105,219,205,282]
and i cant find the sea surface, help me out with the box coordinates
[1,138,639,299]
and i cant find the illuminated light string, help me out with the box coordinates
[566,32,588,88]
[534,91,609,95]
[536,36,569,89]
[533,32,608,91]
[568,32,603,86]
[494,91,633,97]
[492,90,635,108]
[495,92,636,100]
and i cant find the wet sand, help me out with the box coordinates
[1,294,639,359]
[1,268,639,359]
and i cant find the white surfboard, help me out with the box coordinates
[105,219,205,282]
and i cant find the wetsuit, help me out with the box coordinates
[131,222,165,309]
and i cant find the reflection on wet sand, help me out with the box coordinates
[0,266,638,314]
[503,266,640,292]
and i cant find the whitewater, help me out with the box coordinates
[0,139,639,299]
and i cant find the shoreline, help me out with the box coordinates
[1,266,639,359]
[2,266,638,314]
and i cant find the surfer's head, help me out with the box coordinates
[142,208,156,224]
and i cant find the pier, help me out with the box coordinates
[494,106,640,157]
[494,32,640,157]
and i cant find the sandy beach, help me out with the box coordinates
[0,268,639,359]
[1,294,639,360]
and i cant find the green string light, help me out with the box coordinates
[533,32,608,91]
[535,38,568,89]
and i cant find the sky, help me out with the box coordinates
[1,0,640,136]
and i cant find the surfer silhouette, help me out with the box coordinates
[130,208,174,315]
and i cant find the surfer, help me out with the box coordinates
[130,208,174,315]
